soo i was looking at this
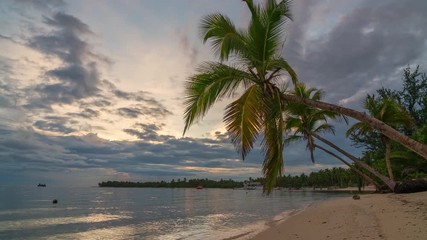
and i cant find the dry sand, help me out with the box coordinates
[250,191,427,240]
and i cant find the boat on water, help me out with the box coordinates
[196,186,203,189]
[37,184,46,187]
[288,187,302,190]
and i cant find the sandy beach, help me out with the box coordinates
[250,191,427,240]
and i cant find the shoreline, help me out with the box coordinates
[249,191,427,240]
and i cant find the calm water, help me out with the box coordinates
[0,186,349,239]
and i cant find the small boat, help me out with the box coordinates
[288,187,301,190]
[37,184,46,187]
[196,186,203,189]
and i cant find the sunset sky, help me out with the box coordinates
[1,0,426,186]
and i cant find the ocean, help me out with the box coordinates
[0,186,349,239]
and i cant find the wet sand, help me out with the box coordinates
[250,191,427,240]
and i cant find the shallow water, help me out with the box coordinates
[0,186,349,239]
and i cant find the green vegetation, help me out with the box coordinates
[277,167,364,190]
[183,0,427,192]
[99,167,364,190]
[348,66,427,182]
[98,178,243,188]
[183,0,297,192]
[284,83,382,188]
[346,95,413,181]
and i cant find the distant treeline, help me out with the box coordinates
[98,178,243,188]
[99,167,363,189]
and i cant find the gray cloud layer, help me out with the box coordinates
[1,0,426,185]
[285,0,427,106]
[28,12,101,105]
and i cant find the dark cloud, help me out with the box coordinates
[104,80,173,118]
[68,108,100,119]
[0,125,260,185]
[285,0,427,106]
[117,105,172,119]
[117,107,142,118]
[33,117,77,134]
[124,123,175,142]
[27,12,103,105]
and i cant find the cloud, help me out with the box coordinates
[33,116,77,134]
[105,80,173,118]
[14,0,66,12]
[123,123,174,142]
[285,0,427,107]
[26,12,103,105]
[2,0,425,186]
[0,125,264,185]
[74,108,100,119]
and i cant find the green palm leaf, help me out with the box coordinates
[265,58,298,85]
[184,1,297,194]
[224,85,264,159]
[183,63,253,134]
[284,134,303,145]
[245,0,292,74]
[201,14,245,61]
[262,88,285,192]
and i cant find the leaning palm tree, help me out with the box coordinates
[183,0,297,191]
[346,95,414,181]
[284,83,382,188]
[183,0,427,192]
[280,93,427,160]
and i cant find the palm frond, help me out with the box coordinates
[277,0,293,20]
[243,0,259,18]
[245,0,292,72]
[224,85,264,159]
[284,116,302,130]
[262,88,285,193]
[346,121,372,137]
[265,58,298,85]
[201,14,245,61]
[183,62,252,134]
[313,123,335,135]
[284,134,303,145]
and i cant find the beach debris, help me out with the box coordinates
[352,194,361,200]
[52,199,58,204]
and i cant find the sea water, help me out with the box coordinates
[0,186,349,239]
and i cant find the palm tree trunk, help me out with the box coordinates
[314,143,381,188]
[311,132,397,191]
[281,94,427,160]
[385,138,394,181]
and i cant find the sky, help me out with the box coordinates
[1,0,426,186]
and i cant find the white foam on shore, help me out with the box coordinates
[220,206,311,240]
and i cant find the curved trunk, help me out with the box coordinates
[312,132,397,191]
[385,138,394,181]
[314,144,381,188]
[281,94,427,160]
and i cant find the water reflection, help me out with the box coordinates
[46,225,137,240]
[0,187,350,239]
[0,213,131,231]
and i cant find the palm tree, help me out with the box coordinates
[347,95,414,181]
[183,0,427,191]
[280,93,427,160]
[284,83,345,162]
[184,0,297,191]
[284,83,382,188]
[311,132,397,190]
